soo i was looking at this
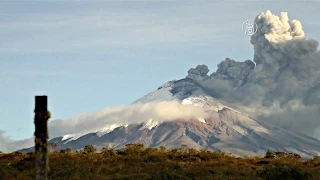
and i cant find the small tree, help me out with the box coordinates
[265,150,275,159]
[179,144,188,153]
[124,144,144,155]
[159,146,166,153]
[83,145,96,154]
[66,147,72,154]
[49,142,57,152]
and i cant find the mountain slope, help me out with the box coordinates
[20,78,320,158]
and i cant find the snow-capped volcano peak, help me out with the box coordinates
[133,78,207,104]
[132,81,176,104]
[133,77,243,116]
[18,76,320,158]
[18,75,319,158]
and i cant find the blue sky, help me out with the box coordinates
[1,1,320,141]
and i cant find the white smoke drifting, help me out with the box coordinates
[188,10,320,138]
[0,130,34,153]
[49,101,210,139]
[0,101,210,152]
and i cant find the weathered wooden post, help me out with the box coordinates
[34,96,50,180]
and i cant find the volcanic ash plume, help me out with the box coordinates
[187,64,210,81]
[188,10,320,107]
[248,10,320,107]
[187,10,320,138]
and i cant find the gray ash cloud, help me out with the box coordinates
[187,10,320,138]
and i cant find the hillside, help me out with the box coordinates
[2,145,320,180]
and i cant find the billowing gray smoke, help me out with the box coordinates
[187,10,320,138]
[248,10,320,107]
[187,64,210,81]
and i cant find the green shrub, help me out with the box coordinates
[83,145,96,154]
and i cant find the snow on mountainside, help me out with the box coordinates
[132,81,176,104]
[53,78,219,144]
[19,77,320,158]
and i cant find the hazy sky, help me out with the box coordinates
[1,1,320,141]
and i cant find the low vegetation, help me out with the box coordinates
[1,144,320,180]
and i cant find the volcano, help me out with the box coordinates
[20,77,320,158]
[19,10,320,158]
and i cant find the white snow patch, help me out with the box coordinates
[96,124,120,137]
[62,132,91,144]
[197,118,206,123]
[133,82,175,104]
[139,119,160,130]
[182,96,244,114]
[62,124,121,143]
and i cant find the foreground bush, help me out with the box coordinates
[0,145,319,180]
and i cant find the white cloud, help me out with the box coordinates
[0,130,34,153]
[49,100,210,138]
[0,100,210,152]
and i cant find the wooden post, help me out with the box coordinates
[34,96,50,180]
